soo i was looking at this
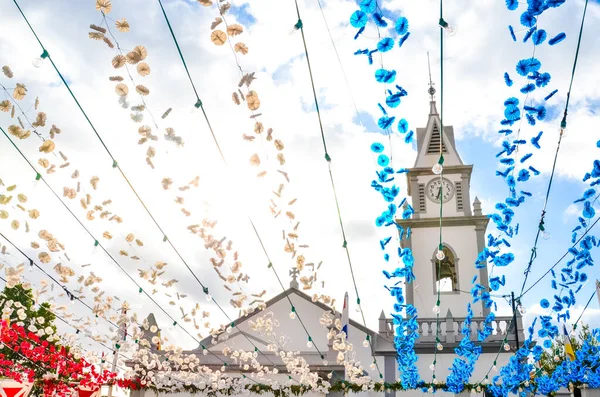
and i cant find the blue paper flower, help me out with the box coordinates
[373,12,388,27]
[532,29,547,45]
[516,57,541,76]
[386,93,401,108]
[378,154,390,167]
[504,72,513,87]
[377,37,394,52]
[405,130,414,143]
[523,26,536,43]
[398,32,411,48]
[521,83,536,94]
[520,12,536,27]
[378,115,396,129]
[395,17,409,35]
[506,0,518,10]
[371,142,384,153]
[526,113,536,125]
[548,32,566,45]
[505,105,521,121]
[359,0,376,14]
[583,201,595,219]
[350,10,368,28]
[375,69,396,83]
[508,25,517,41]
[398,118,409,133]
[540,298,550,308]
[544,89,558,101]
[547,0,566,7]
[536,72,551,87]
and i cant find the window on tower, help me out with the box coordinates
[434,245,458,292]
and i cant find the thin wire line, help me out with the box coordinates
[519,0,589,296]
[0,127,230,366]
[314,0,364,128]
[155,0,328,366]
[291,0,383,379]
[9,0,276,370]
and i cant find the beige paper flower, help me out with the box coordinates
[17,194,27,203]
[95,0,112,14]
[227,24,243,36]
[135,239,143,247]
[103,37,115,48]
[274,139,284,151]
[0,210,8,219]
[234,42,248,55]
[13,84,27,100]
[137,62,150,76]
[219,3,231,14]
[197,0,212,6]
[211,30,227,46]
[90,24,107,33]
[38,158,49,168]
[103,231,112,240]
[277,153,285,165]
[32,112,47,128]
[249,154,260,166]
[109,76,124,82]
[126,233,134,243]
[112,55,126,69]
[210,17,222,29]
[136,85,149,96]
[34,97,40,110]
[2,66,13,78]
[0,100,11,112]
[232,92,240,105]
[90,176,99,189]
[39,140,55,153]
[246,91,260,110]
[162,178,173,190]
[38,252,51,264]
[115,83,129,96]
[29,209,40,219]
[254,122,264,134]
[49,125,61,138]
[116,18,130,32]
[89,32,105,40]
[31,241,40,249]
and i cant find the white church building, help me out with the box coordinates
[131,99,527,397]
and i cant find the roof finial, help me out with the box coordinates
[427,51,436,101]
[289,267,299,289]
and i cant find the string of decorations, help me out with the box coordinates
[349,0,419,388]
[292,0,387,381]
[154,0,334,382]
[474,1,596,394]
[202,0,325,294]
[0,125,231,366]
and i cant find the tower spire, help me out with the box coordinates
[427,52,436,101]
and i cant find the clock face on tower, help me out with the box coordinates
[426,177,454,203]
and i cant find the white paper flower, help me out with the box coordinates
[45,326,54,335]
[150,325,158,333]
[37,316,45,324]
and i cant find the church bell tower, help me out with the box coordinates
[397,82,490,319]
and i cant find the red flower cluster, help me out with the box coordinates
[0,322,126,396]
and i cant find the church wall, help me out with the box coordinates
[410,225,482,318]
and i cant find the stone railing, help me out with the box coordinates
[380,314,524,344]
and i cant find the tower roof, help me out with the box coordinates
[413,99,464,169]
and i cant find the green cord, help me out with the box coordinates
[156,0,226,163]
